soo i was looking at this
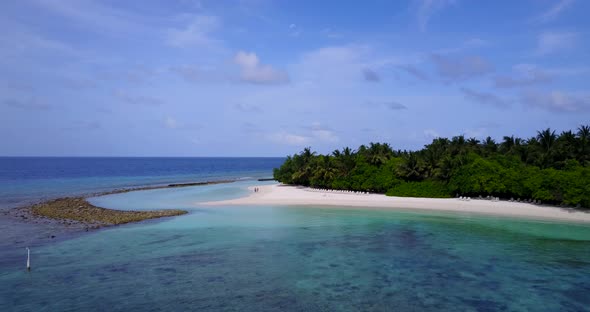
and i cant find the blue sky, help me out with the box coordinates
[1,0,589,156]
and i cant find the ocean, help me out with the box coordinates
[1,157,589,311]
[0,157,284,208]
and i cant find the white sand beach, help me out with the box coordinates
[203,184,590,223]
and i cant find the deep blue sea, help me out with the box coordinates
[1,157,590,311]
[0,157,284,209]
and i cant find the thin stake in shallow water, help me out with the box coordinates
[26,247,30,271]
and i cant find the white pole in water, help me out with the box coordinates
[26,247,31,271]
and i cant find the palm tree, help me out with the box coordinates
[522,137,540,165]
[366,142,393,166]
[536,128,557,167]
[500,136,515,154]
[290,147,317,185]
[578,125,590,141]
[422,139,447,179]
[577,125,590,164]
[437,156,453,181]
[537,128,557,154]
[301,147,315,161]
[342,147,353,157]
[397,152,423,181]
[483,136,497,156]
[310,155,337,187]
[556,130,577,164]
[357,144,367,155]
[466,138,481,154]
[450,135,467,156]
[335,147,355,177]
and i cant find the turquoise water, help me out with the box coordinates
[2,182,590,311]
[0,157,282,253]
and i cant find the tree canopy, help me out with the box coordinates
[273,126,590,209]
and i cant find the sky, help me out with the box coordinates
[1,0,589,157]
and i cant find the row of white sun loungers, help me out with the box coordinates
[308,188,371,195]
[509,198,542,204]
[457,196,541,204]
[306,188,543,204]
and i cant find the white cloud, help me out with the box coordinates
[464,38,488,47]
[0,21,81,62]
[235,51,259,68]
[114,90,163,106]
[367,100,408,110]
[521,90,590,112]
[2,98,51,110]
[169,65,228,83]
[29,2,223,51]
[436,37,490,54]
[431,54,494,82]
[424,129,440,139]
[60,121,101,131]
[234,51,289,84]
[166,15,221,48]
[189,137,202,145]
[533,0,575,23]
[494,64,553,88]
[460,87,510,108]
[309,122,339,143]
[416,0,456,31]
[233,103,262,113]
[268,132,310,145]
[31,0,151,36]
[288,23,301,37]
[301,46,364,64]
[536,31,577,55]
[320,28,343,39]
[164,116,179,129]
[267,123,339,146]
[162,116,202,130]
[464,127,488,138]
[291,45,374,84]
[312,129,338,142]
[167,52,289,85]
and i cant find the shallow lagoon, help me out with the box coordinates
[2,182,590,311]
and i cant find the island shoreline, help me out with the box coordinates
[203,184,590,224]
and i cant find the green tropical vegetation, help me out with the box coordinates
[273,126,590,208]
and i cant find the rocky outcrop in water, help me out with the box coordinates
[30,197,187,227]
[29,197,187,228]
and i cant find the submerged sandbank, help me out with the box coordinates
[203,184,590,223]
